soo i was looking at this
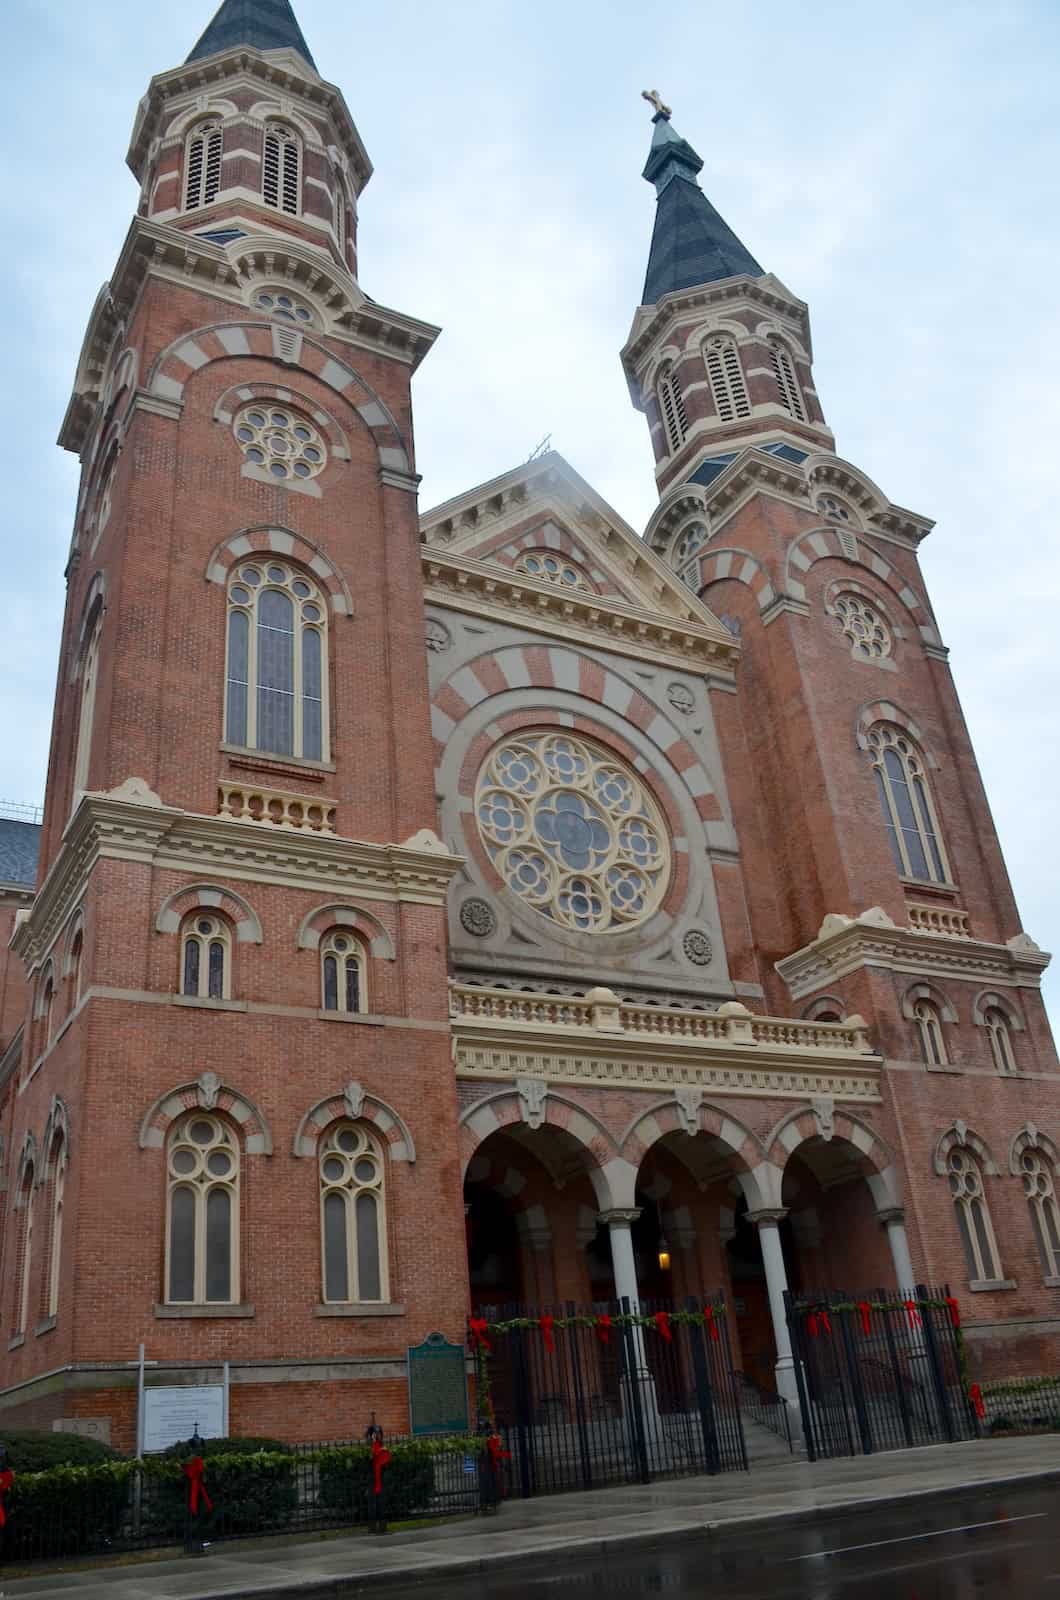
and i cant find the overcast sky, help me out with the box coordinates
[4,0,1058,1023]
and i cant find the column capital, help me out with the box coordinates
[746,1208,788,1227]
[877,1207,906,1226]
[598,1208,641,1227]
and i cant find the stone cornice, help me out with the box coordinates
[127,49,372,193]
[621,274,811,404]
[776,910,1052,1002]
[59,220,439,454]
[423,549,739,672]
[13,790,463,974]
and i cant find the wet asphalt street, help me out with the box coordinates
[364,1480,1060,1598]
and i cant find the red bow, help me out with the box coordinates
[704,1305,720,1343]
[469,1317,492,1352]
[539,1314,555,1353]
[486,1433,511,1478]
[0,1467,13,1528]
[968,1383,985,1421]
[371,1437,392,1496]
[808,1309,831,1338]
[595,1313,612,1345]
[183,1456,212,1516]
[857,1301,871,1336]
[945,1296,961,1330]
[653,1311,672,1343]
[904,1299,923,1330]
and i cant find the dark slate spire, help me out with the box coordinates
[641,103,763,304]
[187,0,317,70]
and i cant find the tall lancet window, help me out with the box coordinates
[658,365,689,452]
[263,123,301,215]
[185,121,222,210]
[768,338,806,421]
[704,337,751,421]
[225,562,328,761]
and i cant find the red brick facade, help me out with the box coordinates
[0,13,1056,1451]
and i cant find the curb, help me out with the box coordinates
[164,1462,1060,1600]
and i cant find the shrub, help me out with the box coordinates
[316,1446,434,1523]
[3,1461,133,1560]
[143,1438,297,1540]
[0,1430,121,1472]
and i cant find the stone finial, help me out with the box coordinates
[344,1081,366,1120]
[196,1071,221,1110]
[857,906,897,929]
[106,776,163,808]
[817,913,854,940]
[586,986,623,1033]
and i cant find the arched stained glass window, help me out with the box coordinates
[1020,1148,1060,1278]
[181,915,231,1001]
[985,1007,1016,1074]
[914,999,946,1066]
[321,930,365,1014]
[319,1123,387,1303]
[225,562,328,761]
[166,1115,239,1305]
[947,1147,1001,1283]
[867,724,948,883]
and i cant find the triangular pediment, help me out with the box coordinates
[420,451,734,641]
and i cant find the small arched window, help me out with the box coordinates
[515,552,589,589]
[166,1114,239,1304]
[321,930,365,1015]
[866,724,949,883]
[45,1134,66,1321]
[16,1166,35,1336]
[333,177,347,252]
[1020,1148,1060,1278]
[947,1146,1001,1283]
[704,337,750,421]
[263,123,301,215]
[768,338,806,421]
[225,562,329,762]
[319,1123,387,1303]
[914,999,946,1066]
[658,365,689,453]
[68,930,84,1009]
[985,1007,1016,1074]
[185,121,222,210]
[180,915,231,1001]
[38,965,56,1052]
[72,617,102,802]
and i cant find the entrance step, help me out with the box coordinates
[741,1414,802,1463]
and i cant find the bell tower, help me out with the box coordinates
[4,0,470,1445]
[623,97,1055,1077]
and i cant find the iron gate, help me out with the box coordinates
[785,1283,980,1460]
[475,1295,747,1494]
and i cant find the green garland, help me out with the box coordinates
[475,1308,727,1336]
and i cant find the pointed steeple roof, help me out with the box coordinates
[641,107,763,304]
[187,0,317,70]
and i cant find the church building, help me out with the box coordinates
[0,0,1056,1449]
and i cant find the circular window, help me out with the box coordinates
[475,731,671,934]
[516,552,587,589]
[233,405,326,482]
[833,593,892,661]
[253,289,315,325]
[819,495,854,524]
[673,522,708,568]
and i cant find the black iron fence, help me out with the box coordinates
[785,1283,979,1460]
[0,1435,484,1565]
[473,1294,747,1495]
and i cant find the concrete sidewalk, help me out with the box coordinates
[4,1435,1060,1600]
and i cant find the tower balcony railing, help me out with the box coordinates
[448,981,876,1058]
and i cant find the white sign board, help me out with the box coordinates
[142,1385,225,1454]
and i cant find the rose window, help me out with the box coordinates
[833,593,892,661]
[475,732,670,933]
[515,552,587,589]
[234,405,326,481]
[253,288,315,324]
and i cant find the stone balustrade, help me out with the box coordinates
[217,782,337,833]
[907,904,971,939]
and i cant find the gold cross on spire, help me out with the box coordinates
[641,89,672,120]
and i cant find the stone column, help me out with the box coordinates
[598,1207,661,1454]
[878,1207,915,1294]
[598,1207,642,1310]
[747,1208,800,1414]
